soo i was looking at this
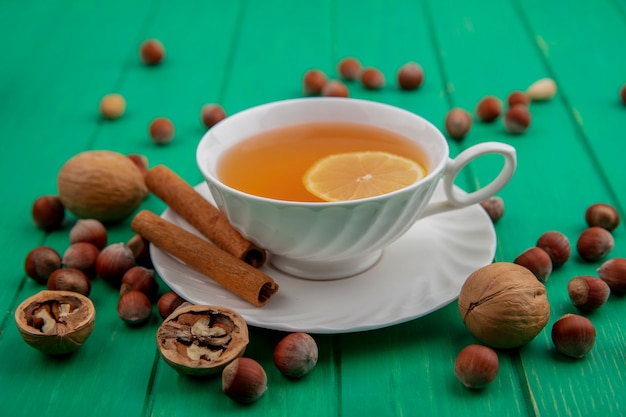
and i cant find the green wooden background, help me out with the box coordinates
[1,0,625,416]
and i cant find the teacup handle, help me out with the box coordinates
[421,142,517,218]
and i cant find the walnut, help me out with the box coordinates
[156,304,249,376]
[457,262,550,349]
[15,290,96,355]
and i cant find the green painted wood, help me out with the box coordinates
[427,1,626,416]
[1,1,625,416]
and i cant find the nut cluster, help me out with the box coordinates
[302,57,425,99]
[500,202,622,364]
[23,217,159,330]
[443,77,556,141]
[99,38,231,147]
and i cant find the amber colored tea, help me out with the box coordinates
[216,122,429,202]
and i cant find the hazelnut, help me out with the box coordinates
[479,196,504,223]
[157,304,249,376]
[337,57,362,81]
[127,234,152,268]
[454,344,499,389]
[157,291,187,319]
[321,80,349,97]
[444,108,472,141]
[15,290,95,355]
[99,93,126,120]
[458,262,550,349]
[57,150,149,222]
[576,227,614,262]
[475,96,502,123]
[303,69,327,95]
[222,357,267,404]
[585,203,620,231]
[149,117,175,145]
[200,104,226,129]
[25,246,62,284]
[95,243,136,286]
[360,67,385,90]
[47,268,91,297]
[503,104,531,134]
[620,84,626,105]
[120,266,159,300]
[597,258,626,296]
[274,332,318,378]
[139,39,165,65]
[536,231,571,269]
[551,314,596,359]
[69,219,108,250]
[567,276,610,313]
[118,290,152,326]
[126,154,149,178]
[62,242,99,277]
[397,62,424,90]
[32,195,65,230]
[526,77,557,101]
[507,91,530,107]
[514,247,552,283]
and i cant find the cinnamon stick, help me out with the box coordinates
[131,210,278,307]
[145,165,266,268]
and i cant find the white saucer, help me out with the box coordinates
[151,182,496,334]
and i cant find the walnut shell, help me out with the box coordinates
[458,262,550,349]
[156,304,249,376]
[15,290,96,355]
[57,150,148,222]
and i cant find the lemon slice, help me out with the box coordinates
[303,151,426,202]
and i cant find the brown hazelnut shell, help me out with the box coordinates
[445,108,472,140]
[458,262,550,349]
[597,258,626,296]
[454,344,499,389]
[475,96,502,123]
[514,247,552,283]
[274,332,318,378]
[69,219,108,250]
[156,304,249,376]
[585,203,620,231]
[551,314,596,359]
[24,246,62,284]
[47,268,91,297]
[577,227,614,262]
[567,276,610,313]
[15,290,95,355]
[536,231,571,268]
[222,357,268,403]
[157,291,187,319]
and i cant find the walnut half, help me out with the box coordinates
[156,304,249,376]
[15,290,96,355]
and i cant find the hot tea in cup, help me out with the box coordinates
[197,98,516,280]
[217,121,429,202]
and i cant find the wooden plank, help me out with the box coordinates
[332,1,530,416]
[428,0,626,416]
[145,1,342,415]
[0,1,206,416]
[504,0,626,415]
[0,0,162,308]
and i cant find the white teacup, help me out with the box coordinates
[197,98,516,280]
